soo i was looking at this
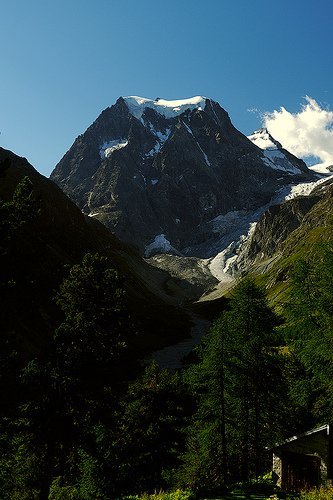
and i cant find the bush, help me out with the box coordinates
[121,490,195,500]
[232,471,276,495]
[48,477,80,499]
[300,486,333,500]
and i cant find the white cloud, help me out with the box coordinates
[262,97,333,165]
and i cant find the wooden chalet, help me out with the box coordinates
[272,424,333,492]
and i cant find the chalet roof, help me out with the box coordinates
[269,424,330,451]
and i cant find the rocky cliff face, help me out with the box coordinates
[233,176,333,273]
[235,195,321,269]
[51,96,311,256]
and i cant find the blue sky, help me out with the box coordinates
[1,0,333,176]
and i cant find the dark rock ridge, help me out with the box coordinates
[234,177,333,273]
[51,96,311,256]
[235,196,321,270]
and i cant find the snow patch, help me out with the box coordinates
[209,243,237,282]
[199,147,211,167]
[308,162,333,175]
[124,95,206,121]
[248,129,301,174]
[100,139,128,158]
[145,234,180,258]
[155,128,171,142]
[208,220,258,282]
[262,151,301,174]
[183,121,194,136]
[151,179,159,185]
[145,126,171,157]
[146,143,162,157]
[284,176,332,201]
[248,129,276,150]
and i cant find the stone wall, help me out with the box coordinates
[272,453,282,487]
[318,453,328,484]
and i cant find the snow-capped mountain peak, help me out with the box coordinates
[51,95,312,257]
[123,95,206,121]
[247,128,305,175]
[247,128,281,150]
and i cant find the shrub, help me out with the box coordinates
[48,477,80,499]
[232,471,276,495]
[300,486,333,500]
[121,490,195,500]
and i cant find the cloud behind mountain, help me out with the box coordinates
[263,97,333,165]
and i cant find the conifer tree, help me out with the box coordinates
[113,361,188,494]
[0,252,133,499]
[180,278,284,492]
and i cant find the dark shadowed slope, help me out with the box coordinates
[0,148,192,359]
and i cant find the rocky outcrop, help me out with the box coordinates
[238,196,321,264]
[233,178,333,273]
[51,96,312,255]
[147,253,218,299]
[247,128,307,174]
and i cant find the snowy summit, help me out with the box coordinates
[123,95,207,120]
[247,128,278,150]
[247,128,302,175]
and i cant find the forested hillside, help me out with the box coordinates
[0,149,191,356]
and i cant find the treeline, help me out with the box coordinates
[1,175,333,499]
